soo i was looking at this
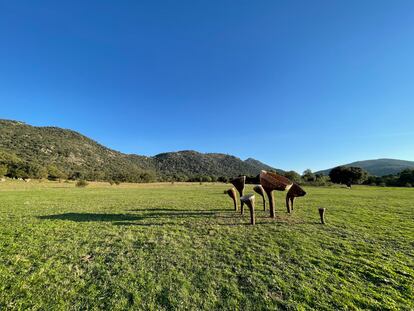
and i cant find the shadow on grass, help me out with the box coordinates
[37,209,315,227]
[37,209,234,224]
[38,213,144,222]
[127,208,228,212]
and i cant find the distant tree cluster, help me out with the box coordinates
[281,170,331,186]
[329,166,368,187]
[363,169,414,187]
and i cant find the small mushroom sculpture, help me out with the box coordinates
[226,188,238,211]
[230,176,246,213]
[240,194,256,225]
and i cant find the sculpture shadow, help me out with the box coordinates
[37,209,312,227]
[127,208,227,212]
[38,213,144,222]
[37,209,233,225]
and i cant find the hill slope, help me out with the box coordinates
[244,158,284,174]
[317,159,414,176]
[0,119,278,181]
[153,151,279,180]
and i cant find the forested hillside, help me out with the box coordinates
[0,120,278,182]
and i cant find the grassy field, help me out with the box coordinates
[0,181,413,310]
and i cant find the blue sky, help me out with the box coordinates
[1,1,413,173]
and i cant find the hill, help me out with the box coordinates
[317,159,414,176]
[0,119,279,181]
[244,158,284,174]
[153,151,281,180]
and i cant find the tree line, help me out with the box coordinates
[0,149,155,183]
[1,148,413,187]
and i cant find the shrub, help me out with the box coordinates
[76,180,89,187]
[0,164,8,177]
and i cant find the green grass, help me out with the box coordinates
[0,181,413,310]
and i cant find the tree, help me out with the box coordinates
[397,169,414,186]
[283,171,302,184]
[27,163,48,179]
[8,163,30,179]
[0,165,7,177]
[302,169,316,182]
[47,165,67,181]
[314,173,330,186]
[329,166,368,187]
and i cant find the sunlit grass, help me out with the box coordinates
[0,181,413,309]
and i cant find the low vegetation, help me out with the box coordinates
[0,181,412,309]
[75,180,89,187]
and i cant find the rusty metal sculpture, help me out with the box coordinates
[260,170,293,218]
[240,194,256,225]
[253,185,266,211]
[285,183,306,213]
[230,176,246,197]
[226,188,238,211]
[230,176,246,212]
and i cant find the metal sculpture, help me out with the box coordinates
[259,170,293,218]
[285,183,306,213]
[226,188,238,211]
[230,176,246,197]
[230,176,246,212]
[240,194,256,225]
[253,185,266,211]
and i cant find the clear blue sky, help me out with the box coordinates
[1,1,414,173]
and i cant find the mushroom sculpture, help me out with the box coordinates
[253,185,266,211]
[230,176,246,214]
[240,194,256,225]
[259,170,293,218]
[226,188,238,211]
[286,183,306,213]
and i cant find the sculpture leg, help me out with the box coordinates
[286,195,291,214]
[238,190,244,214]
[249,202,255,225]
[290,197,294,211]
[265,189,275,218]
[262,195,266,211]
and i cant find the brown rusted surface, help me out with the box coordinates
[286,183,306,213]
[264,188,275,218]
[253,185,266,211]
[260,170,293,218]
[230,176,246,197]
[226,188,238,211]
[318,207,326,224]
[259,170,293,192]
[240,194,256,225]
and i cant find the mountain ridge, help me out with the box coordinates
[0,119,280,181]
[317,158,414,177]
